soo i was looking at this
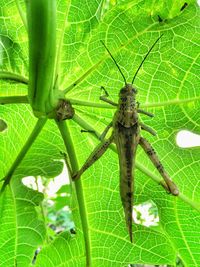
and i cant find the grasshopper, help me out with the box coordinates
[73,36,179,242]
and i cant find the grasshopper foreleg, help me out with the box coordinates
[80,129,100,140]
[100,86,118,106]
[72,135,114,181]
[139,137,179,196]
[140,122,157,136]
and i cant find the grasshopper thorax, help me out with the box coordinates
[119,83,137,106]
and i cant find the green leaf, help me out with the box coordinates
[0,0,200,266]
[0,105,64,179]
[0,176,45,266]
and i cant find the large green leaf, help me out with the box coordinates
[0,0,200,266]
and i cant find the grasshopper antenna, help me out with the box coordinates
[101,40,127,85]
[131,34,163,84]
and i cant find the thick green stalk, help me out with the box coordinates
[26,0,57,117]
[57,120,92,267]
[1,118,47,192]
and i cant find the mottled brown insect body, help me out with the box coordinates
[73,36,179,242]
[112,84,140,242]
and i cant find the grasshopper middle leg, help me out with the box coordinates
[137,109,154,117]
[140,122,156,136]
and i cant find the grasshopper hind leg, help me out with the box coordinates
[72,135,114,180]
[139,137,179,196]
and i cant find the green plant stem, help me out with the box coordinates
[73,113,200,213]
[0,71,28,84]
[69,98,114,109]
[56,120,92,267]
[1,118,47,192]
[0,96,28,104]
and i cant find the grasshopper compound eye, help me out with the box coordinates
[132,88,137,94]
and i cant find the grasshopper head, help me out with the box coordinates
[119,83,137,97]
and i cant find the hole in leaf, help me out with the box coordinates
[0,119,7,132]
[176,130,200,148]
[22,159,69,194]
[22,176,44,192]
[133,200,159,227]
